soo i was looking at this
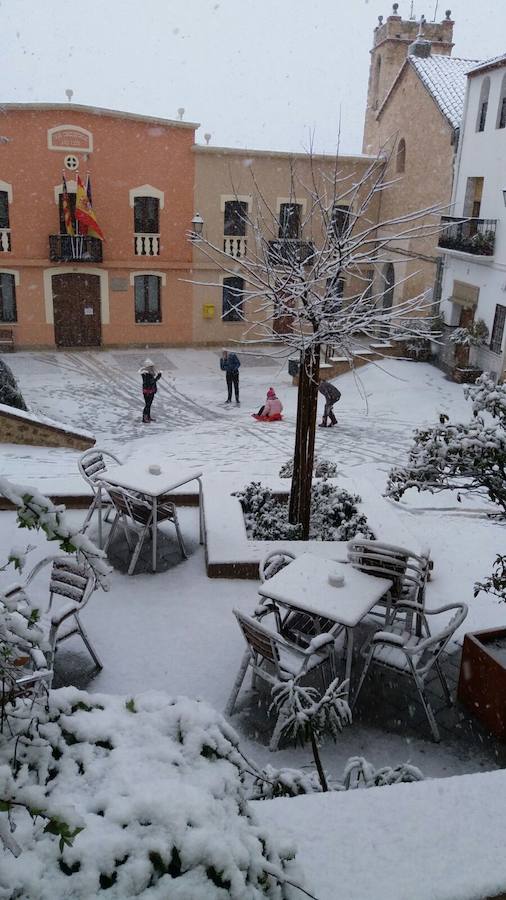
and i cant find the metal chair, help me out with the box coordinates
[226,607,336,750]
[259,549,297,583]
[104,485,187,575]
[347,539,431,630]
[352,601,468,742]
[78,448,122,531]
[3,555,102,671]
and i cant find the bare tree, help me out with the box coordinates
[190,147,441,538]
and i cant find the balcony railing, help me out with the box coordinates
[0,228,11,252]
[267,239,315,266]
[223,236,247,258]
[49,234,103,263]
[135,233,160,256]
[438,216,497,256]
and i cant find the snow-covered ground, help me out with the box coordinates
[1,351,505,775]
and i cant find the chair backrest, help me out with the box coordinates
[409,603,468,677]
[106,485,153,525]
[49,557,96,610]
[78,449,121,490]
[233,609,281,670]
[348,539,430,600]
[259,549,296,583]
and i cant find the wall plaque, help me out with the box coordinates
[110,277,128,292]
[48,125,93,153]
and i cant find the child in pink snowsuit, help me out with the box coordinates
[253,388,283,421]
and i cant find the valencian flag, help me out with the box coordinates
[75,173,105,240]
[61,172,75,236]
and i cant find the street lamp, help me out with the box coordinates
[190,213,204,241]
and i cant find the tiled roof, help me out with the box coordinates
[408,56,480,129]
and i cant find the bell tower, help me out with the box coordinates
[362,4,454,154]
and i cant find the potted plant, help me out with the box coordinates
[449,318,488,382]
[458,555,506,739]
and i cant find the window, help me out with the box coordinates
[0,191,9,229]
[134,274,161,323]
[0,273,17,322]
[222,276,244,322]
[134,197,160,234]
[58,192,76,234]
[373,55,382,109]
[396,138,406,173]
[476,77,490,132]
[278,203,301,239]
[325,275,344,313]
[224,200,247,236]
[331,204,350,237]
[497,75,506,129]
[490,304,506,354]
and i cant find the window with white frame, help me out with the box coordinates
[331,204,351,238]
[224,200,247,237]
[0,189,11,252]
[222,276,244,322]
[490,304,506,354]
[476,76,490,132]
[497,73,506,129]
[0,272,17,322]
[134,274,161,323]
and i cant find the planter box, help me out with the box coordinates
[458,628,506,740]
[453,366,482,384]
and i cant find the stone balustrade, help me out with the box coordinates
[0,228,11,252]
[134,233,160,256]
[223,236,247,258]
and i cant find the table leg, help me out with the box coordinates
[344,626,354,700]
[97,484,103,549]
[197,477,204,545]
[152,497,158,573]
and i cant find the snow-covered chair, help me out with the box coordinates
[226,608,336,750]
[78,448,122,531]
[347,539,431,630]
[3,555,102,671]
[259,549,297,583]
[352,601,468,742]
[104,485,187,575]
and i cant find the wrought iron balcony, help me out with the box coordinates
[267,239,315,266]
[49,234,103,263]
[438,216,497,256]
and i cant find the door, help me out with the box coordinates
[52,274,101,347]
[455,306,474,368]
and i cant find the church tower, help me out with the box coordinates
[362,4,455,154]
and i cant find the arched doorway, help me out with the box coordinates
[52,273,102,347]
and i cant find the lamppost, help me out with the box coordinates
[190,213,204,241]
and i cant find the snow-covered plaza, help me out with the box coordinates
[1,349,506,898]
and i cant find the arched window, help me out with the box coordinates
[497,73,506,129]
[373,55,382,109]
[381,263,395,311]
[476,76,490,132]
[396,138,406,174]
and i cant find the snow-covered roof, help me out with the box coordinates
[408,55,480,129]
[466,53,506,77]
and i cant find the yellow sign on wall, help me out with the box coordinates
[202,304,215,319]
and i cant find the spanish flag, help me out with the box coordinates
[61,172,74,236]
[75,173,105,240]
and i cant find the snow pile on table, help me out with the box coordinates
[1,689,301,899]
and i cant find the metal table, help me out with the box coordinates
[258,552,392,696]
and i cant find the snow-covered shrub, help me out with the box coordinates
[474,554,506,604]
[279,458,338,479]
[0,690,302,898]
[340,756,424,790]
[392,317,433,360]
[448,318,489,347]
[235,482,374,541]
[385,373,506,516]
[0,359,27,411]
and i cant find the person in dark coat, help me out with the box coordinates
[139,358,161,423]
[220,349,241,404]
[318,378,341,427]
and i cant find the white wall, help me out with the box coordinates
[440,62,506,379]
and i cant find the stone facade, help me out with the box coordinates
[0,406,94,450]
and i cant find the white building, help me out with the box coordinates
[439,53,506,382]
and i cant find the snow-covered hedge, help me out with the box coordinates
[279,457,338,479]
[235,482,374,541]
[0,359,26,411]
[1,690,302,899]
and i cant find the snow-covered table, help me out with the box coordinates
[257,552,392,696]
[95,462,204,571]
